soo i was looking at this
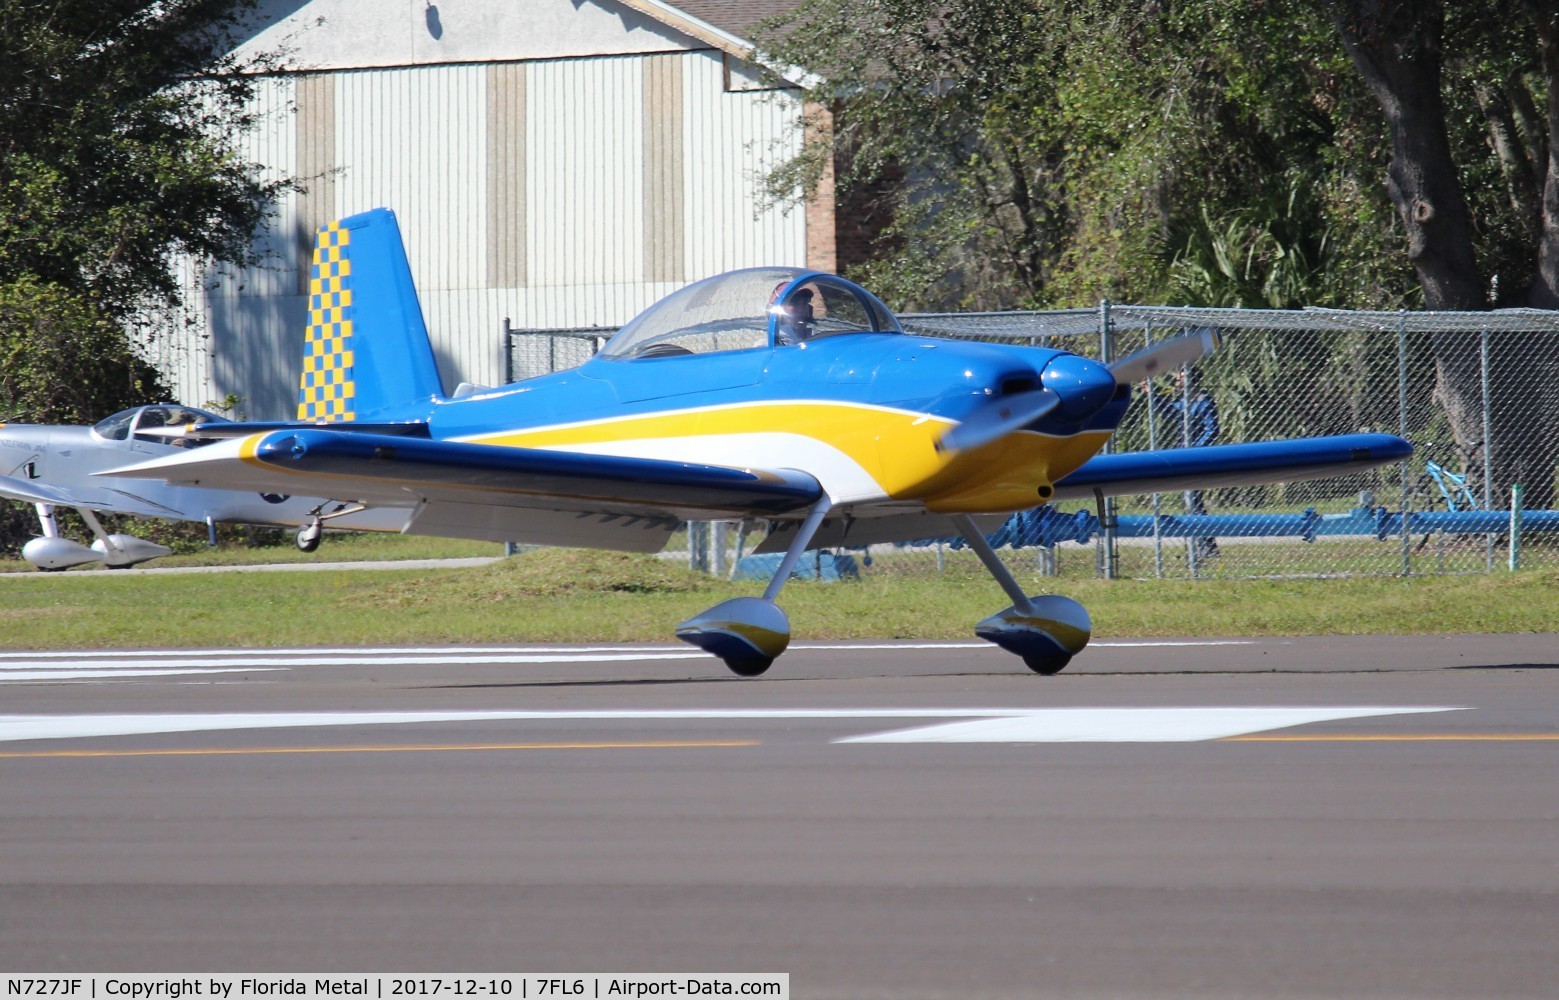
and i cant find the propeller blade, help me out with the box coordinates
[939,388,1063,453]
[1108,327,1219,384]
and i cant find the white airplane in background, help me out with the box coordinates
[0,403,409,570]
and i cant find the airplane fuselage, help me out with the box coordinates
[88,211,1408,676]
[427,335,1128,515]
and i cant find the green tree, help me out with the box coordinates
[758,1,1398,308]
[1328,0,1559,505]
[1,0,288,550]
[1,0,282,326]
[759,0,1064,309]
[761,0,1558,504]
[0,277,167,422]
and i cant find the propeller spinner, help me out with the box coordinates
[938,326,1218,453]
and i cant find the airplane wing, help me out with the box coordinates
[1052,433,1411,500]
[98,429,823,553]
[0,472,188,518]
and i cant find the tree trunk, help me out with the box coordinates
[1335,1,1558,508]
[1525,5,1559,509]
[1333,1,1484,309]
[1531,4,1559,309]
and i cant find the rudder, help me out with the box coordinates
[297,208,444,422]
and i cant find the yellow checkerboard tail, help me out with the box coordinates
[297,209,444,421]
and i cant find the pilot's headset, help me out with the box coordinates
[774,287,816,346]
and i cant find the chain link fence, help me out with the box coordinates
[507,307,1559,580]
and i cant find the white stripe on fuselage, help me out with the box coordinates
[536,432,888,504]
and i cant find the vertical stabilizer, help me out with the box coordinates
[297,208,444,421]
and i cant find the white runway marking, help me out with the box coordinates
[0,653,706,672]
[0,669,279,682]
[0,706,1463,744]
[836,707,1463,743]
[0,639,1250,660]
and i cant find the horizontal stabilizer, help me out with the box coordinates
[0,472,186,518]
[0,472,78,507]
[1053,433,1411,500]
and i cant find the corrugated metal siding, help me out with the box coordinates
[642,54,685,285]
[683,50,805,275]
[155,73,307,418]
[487,63,527,289]
[156,52,806,418]
[334,64,492,394]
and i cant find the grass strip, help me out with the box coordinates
[1,548,1554,649]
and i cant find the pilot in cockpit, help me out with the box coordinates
[772,286,816,346]
[133,406,206,448]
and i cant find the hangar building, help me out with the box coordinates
[154,0,830,418]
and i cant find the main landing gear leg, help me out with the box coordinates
[951,513,1091,675]
[676,498,833,677]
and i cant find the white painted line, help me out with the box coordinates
[0,646,705,659]
[0,558,501,577]
[0,706,1466,744]
[838,707,1464,743]
[0,639,1252,664]
[0,669,281,683]
[0,653,707,670]
[795,640,1254,650]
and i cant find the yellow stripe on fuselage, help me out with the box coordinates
[465,401,1110,514]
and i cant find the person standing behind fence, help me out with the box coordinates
[1146,355,1220,560]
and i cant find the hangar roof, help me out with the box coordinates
[617,0,805,57]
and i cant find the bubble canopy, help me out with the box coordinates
[599,268,902,360]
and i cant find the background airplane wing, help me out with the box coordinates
[1052,433,1411,500]
[0,472,188,518]
[99,429,823,552]
[137,420,431,442]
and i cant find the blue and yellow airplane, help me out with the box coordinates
[105,208,1410,676]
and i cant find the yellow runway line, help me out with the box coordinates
[0,740,758,758]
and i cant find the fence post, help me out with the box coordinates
[712,521,729,578]
[1481,327,1493,571]
[1509,483,1523,571]
[501,317,512,384]
[1097,299,1117,580]
[689,522,709,573]
[1398,310,1411,577]
[1144,322,1164,579]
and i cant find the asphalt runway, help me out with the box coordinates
[4,635,1559,998]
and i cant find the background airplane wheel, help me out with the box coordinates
[1023,653,1071,675]
[295,526,321,553]
[723,656,773,677]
